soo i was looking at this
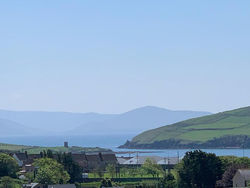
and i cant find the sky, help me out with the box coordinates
[0,0,250,114]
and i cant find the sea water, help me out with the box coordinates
[0,134,249,158]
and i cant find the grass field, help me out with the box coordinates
[129,106,250,145]
[0,143,111,154]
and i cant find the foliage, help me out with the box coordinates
[0,176,21,188]
[158,173,176,188]
[100,178,112,187]
[34,157,70,185]
[0,153,18,178]
[106,164,116,178]
[24,172,35,183]
[219,155,250,171]
[57,152,83,183]
[93,166,104,178]
[177,150,223,188]
[142,158,163,177]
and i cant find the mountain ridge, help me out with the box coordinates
[0,106,211,136]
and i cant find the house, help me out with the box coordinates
[13,152,118,172]
[80,152,118,170]
[48,184,76,188]
[100,153,118,166]
[13,153,27,167]
[72,153,88,168]
[22,183,42,188]
[120,155,179,169]
[233,169,250,187]
[13,153,41,167]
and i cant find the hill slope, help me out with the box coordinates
[120,106,250,149]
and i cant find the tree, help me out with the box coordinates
[158,173,176,188]
[177,150,223,188]
[58,153,82,183]
[106,164,116,178]
[0,176,21,188]
[93,166,104,178]
[100,178,112,187]
[34,158,70,185]
[142,158,163,177]
[137,167,145,178]
[0,153,18,178]
[119,167,127,177]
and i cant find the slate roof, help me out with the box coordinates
[237,169,250,180]
[22,183,40,188]
[48,184,76,188]
[157,157,179,165]
[123,156,162,165]
[85,154,100,162]
[101,153,117,162]
[122,156,179,165]
[117,157,128,164]
[15,153,27,161]
[72,154,87,161]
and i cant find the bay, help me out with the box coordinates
[0,135,249,158]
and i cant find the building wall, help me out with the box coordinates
[233,171,246,187]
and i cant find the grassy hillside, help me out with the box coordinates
[120,106,250,149]
[0,143,111,154]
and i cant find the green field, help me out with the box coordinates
[0,143,111,154]
[122,106,250,148]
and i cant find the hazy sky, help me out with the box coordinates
[0,0,250,114]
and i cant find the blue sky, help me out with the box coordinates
[0,0,250,113]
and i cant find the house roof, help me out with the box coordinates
[157,157,179,165]
[117,157,128,164]
[85,154,100,162]
[237,169,250,180]
[123,156,163,165]
[48,184,76,188]
[101,153,117,162]
[15,153,27,161]
[23,183,40,188]
[72,154,87,161]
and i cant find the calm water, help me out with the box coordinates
[0,135,250,158]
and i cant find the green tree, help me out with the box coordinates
[142,158,163,177]
[137,167,145,177]
[0,153,18,178]
[46,149,54,158]
[34,158,70,185]
[127,168,137,177]
[106,164,116,178]
[58,153,82,183]
[119,167,127,177]
[0,176,21,188]
[100,178,112,187]
[159,173,176,188]
[177,150,223,188]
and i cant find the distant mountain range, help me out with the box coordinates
[120,106,250,149]
[0,106,211,137]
